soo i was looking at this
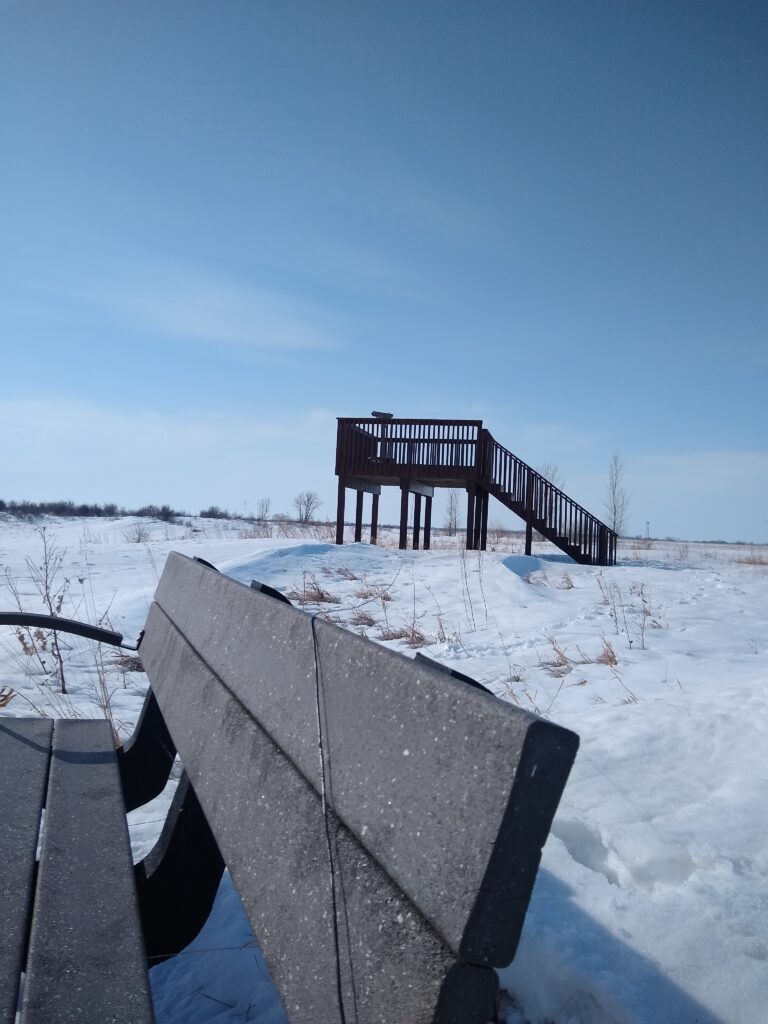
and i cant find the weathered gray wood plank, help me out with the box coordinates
[21,720,154,1024]
[0,719,52,1024]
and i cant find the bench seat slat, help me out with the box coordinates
[0,719,52,1024]
[20,720,154,1024]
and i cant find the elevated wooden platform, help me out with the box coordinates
[335,417,617,566]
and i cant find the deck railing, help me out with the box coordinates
[336,418,483,478]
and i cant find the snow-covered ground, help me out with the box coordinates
[1,515,766,1024]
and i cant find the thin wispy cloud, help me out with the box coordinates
[105,268,339,350]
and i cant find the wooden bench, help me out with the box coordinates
[0,551,579,1024]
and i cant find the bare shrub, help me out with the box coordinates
[444,490,459,535]
[1,550,134,738]
[124,522,150,543]
[293,491,322,523]
[603,452,629,535]
[538,463,564,490]
[3,528,70,693]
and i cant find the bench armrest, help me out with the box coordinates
[0,613,138,650]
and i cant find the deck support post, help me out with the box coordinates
[524,467,533,556]
[597,526,607,566]
[479,489,489,551]
[370,494,379,545]
[413,494,422,550]
[336,478,346,545]
[466,485,476,550]
[424,497,432,550]
[399,483,409,551]
[354,491,364,543]
[473,491,483,549]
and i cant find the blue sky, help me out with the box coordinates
[1,1,765,541]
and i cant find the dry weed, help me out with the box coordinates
[596,638,618,666]
[378,625,430,648]
[355,581,392,602]
[285,573,339,606]
[738,551,768,566]
[336,565,359,581]
[350,609,376,628]
[539,637,572,677]
[238,523,272,540]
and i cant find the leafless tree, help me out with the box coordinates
[444,489,459,535]
[255,497,271,522]
[538,463,564,491]
[293,490,322,524]
[603,452,629,535]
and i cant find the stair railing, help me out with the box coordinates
[481,430,617,565]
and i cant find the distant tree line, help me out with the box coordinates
[1,493,324,525]
[0,499,184,520]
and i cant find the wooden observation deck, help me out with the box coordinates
[335,417,617,566]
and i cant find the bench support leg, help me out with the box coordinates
[118,690,177,813]
[135,773,225,965]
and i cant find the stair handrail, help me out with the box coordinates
[481,430,617,537]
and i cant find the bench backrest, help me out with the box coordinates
[139,552,578,1024]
